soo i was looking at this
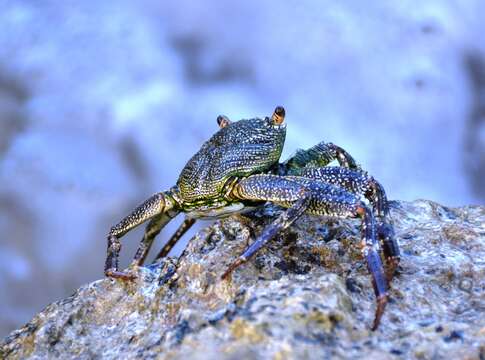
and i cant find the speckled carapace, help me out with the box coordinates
[104,106,400,330]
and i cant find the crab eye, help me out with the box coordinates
[271,106,285,125]
[217,115,231,128]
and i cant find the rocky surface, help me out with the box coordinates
[1,200,484,359]
[2,1,485,337]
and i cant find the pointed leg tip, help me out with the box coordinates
[105,269,138,281]
[371,295,388,331]
[221,258,245,280]
[220,271,231,281]
[221,265,236,280]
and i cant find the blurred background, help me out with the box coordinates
[0,0,484,338]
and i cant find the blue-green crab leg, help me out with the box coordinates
[296,167,389,217]
[293,167,400,280]
[280,142,358,175]
[222,174,388,330]
[105,191,180,280]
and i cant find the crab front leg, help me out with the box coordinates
[279,142,359,175]
[223,174,388,330]
[296,167,400,280]
[105,191,180,280]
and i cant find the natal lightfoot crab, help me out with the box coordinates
[104,106,400,330]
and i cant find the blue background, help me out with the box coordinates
[0,0,484,337]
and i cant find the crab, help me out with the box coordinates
[104,106,400,330]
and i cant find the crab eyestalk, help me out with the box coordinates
[217,115,231,128]
[271,106,286,125]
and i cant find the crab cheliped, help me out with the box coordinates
[104,106,400,330]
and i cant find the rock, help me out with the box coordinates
[2,0,485,338]
[1,200,484,359]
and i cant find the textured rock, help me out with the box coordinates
[2,0,485,337]
[1,200,484,359]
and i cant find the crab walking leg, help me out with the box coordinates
[295,167,389,217]
[223,174,389,330]
[105,191,179,279]
[222,196,311,279]
[377,221,400,281]
[154,217,196,260]
[294,167,400,279]
[356,205,389,330]
[222,175,312,278]
[280,142,358,175]
[131,213,177,266]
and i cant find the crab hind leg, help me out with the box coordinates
[106,191,179,280]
